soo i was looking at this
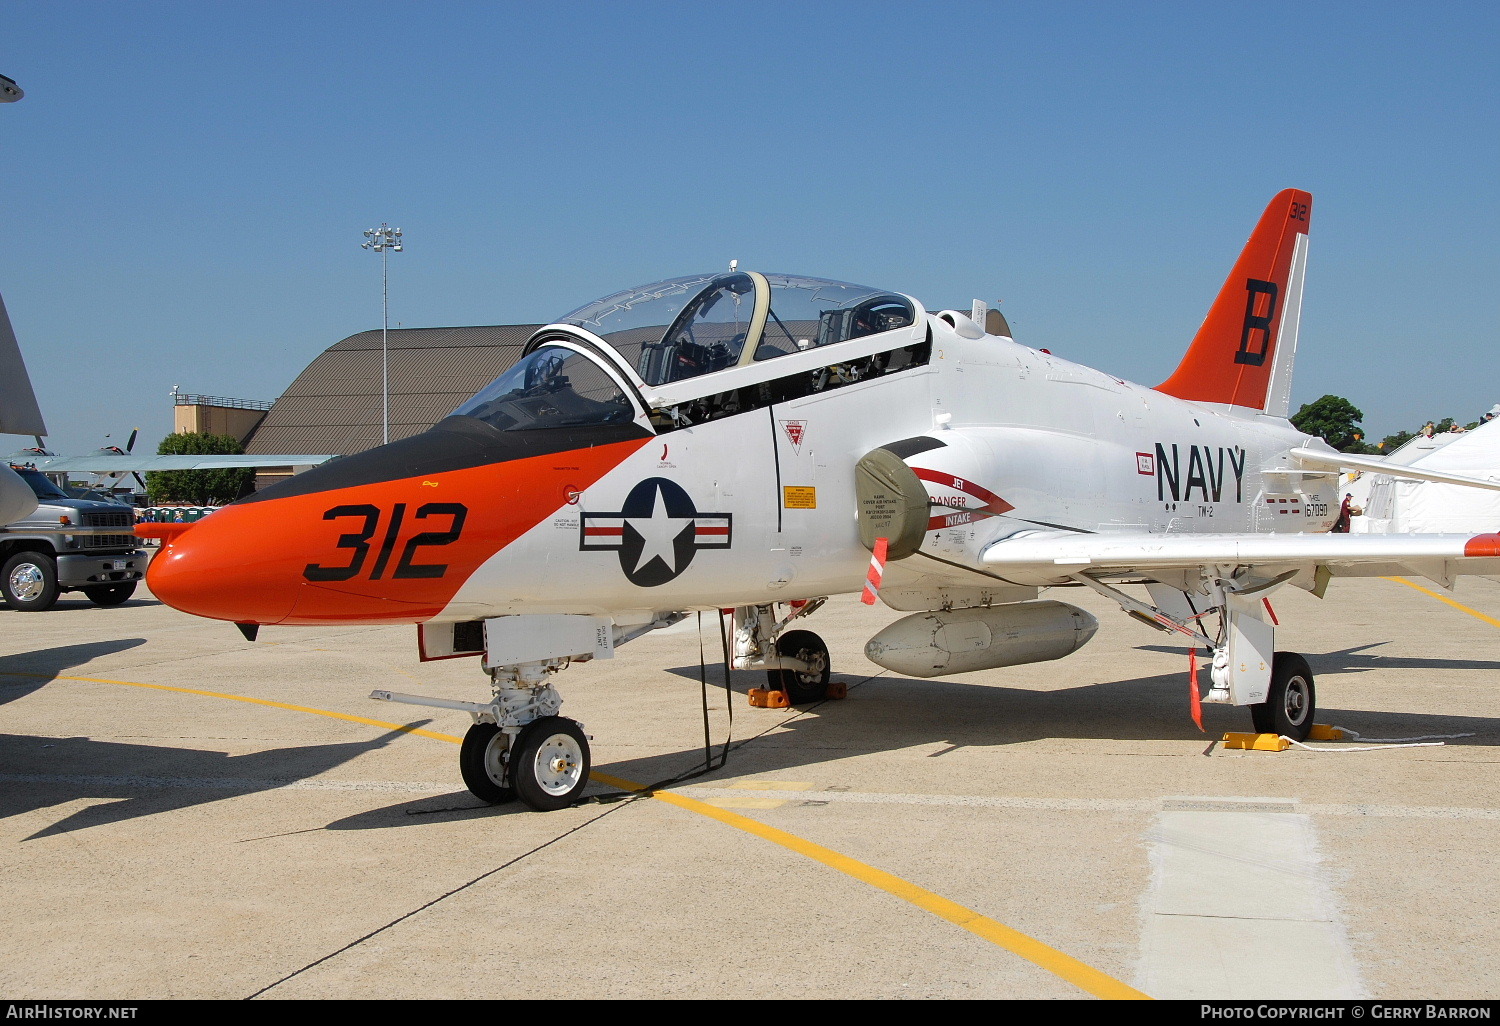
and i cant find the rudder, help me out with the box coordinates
[1156,189,1311,415]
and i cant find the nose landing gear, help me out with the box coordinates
[377,613,681,811]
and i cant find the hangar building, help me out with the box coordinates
[241,323,541,489]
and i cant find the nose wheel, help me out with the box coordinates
[459,716,591,811]
[510,716,591,811]
[459,722,515,805]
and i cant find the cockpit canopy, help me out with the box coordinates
[451,272,921,435]
[558,272,915,386]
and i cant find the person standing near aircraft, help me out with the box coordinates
[1331,493,1361,533]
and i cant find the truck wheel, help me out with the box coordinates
[83,583,137,607]
[3,551,60,612]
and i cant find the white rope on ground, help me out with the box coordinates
[1336,728,1476,743]
[1284,727,1476,753]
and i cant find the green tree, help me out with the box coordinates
[1380,429,1414,453]
[146,432,253,505]
[1290,395,1375,452]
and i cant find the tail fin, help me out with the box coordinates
[0,290,48,437]
[1156,189,1311,416]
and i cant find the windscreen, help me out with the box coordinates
[16,467,68,500]
[451,346,635,431]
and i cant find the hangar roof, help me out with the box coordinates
[244,324,542,457]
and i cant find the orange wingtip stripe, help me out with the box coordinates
[1464,533,1500,557]
[136,523,194,540]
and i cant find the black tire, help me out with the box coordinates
[2,551,60,612]
[83,583,137,607]
[766,629,830,705]
[1250,651,1316,741]
[459,722,516,804]
[510,716,590,812]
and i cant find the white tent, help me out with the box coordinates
[1351,418,1500,534]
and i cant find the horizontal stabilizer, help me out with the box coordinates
[1290,447,1500,491]
[19,453,340,473]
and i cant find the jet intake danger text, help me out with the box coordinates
[304,503,468,581]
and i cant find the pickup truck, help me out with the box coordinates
[1,465,148,611]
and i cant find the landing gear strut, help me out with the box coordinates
[454,660,590,810]
[1073,571,1318,740]
[374,612,679,811]
[731,601,834,705]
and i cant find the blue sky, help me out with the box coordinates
[4,1,1497,457]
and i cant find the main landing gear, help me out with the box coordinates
[1072,571,1318,741]
[729,601,838,706]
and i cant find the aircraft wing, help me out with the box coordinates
[23,454,340,473]
[1290,446,1500,490]
[980,529,1500,587]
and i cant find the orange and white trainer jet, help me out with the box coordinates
[140,190,1500,810]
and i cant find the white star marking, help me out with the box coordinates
[627,484,694,576]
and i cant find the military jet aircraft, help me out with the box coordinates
[140,190,1500,811]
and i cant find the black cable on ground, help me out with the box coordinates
[583,611,737,804]
[246,798,635,998]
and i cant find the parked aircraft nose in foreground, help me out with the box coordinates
[142,192,1500,811]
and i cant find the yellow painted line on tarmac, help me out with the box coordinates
[1387,577,1500,629]
[645,788,1148,1000]
[4,669,1148,1000]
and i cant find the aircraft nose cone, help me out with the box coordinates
[146,507,298,625]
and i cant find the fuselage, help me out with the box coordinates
[146,275,1339,628]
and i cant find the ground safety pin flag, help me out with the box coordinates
[1188,647,1204,732]
[861,537,888,605]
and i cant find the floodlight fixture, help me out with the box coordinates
[362,223,404,444]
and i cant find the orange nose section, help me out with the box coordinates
[145,507,300,625]
[144,494,475,627]
[143,433,653,627]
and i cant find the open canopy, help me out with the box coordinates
[451,271,924,435]
[557,272,915,387]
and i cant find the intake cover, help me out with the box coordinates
[854,443,936,559]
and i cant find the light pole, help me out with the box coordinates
[361,223,403,444]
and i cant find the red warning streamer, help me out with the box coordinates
[861,537,889,606]
[1188,648,1204,733]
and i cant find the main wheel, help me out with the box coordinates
[767,629,830,705]
[459,722,515,804]
[83,582,137,607]
[3,551,60,612]
[510,716,590,812]
[1250,651,1316,741]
